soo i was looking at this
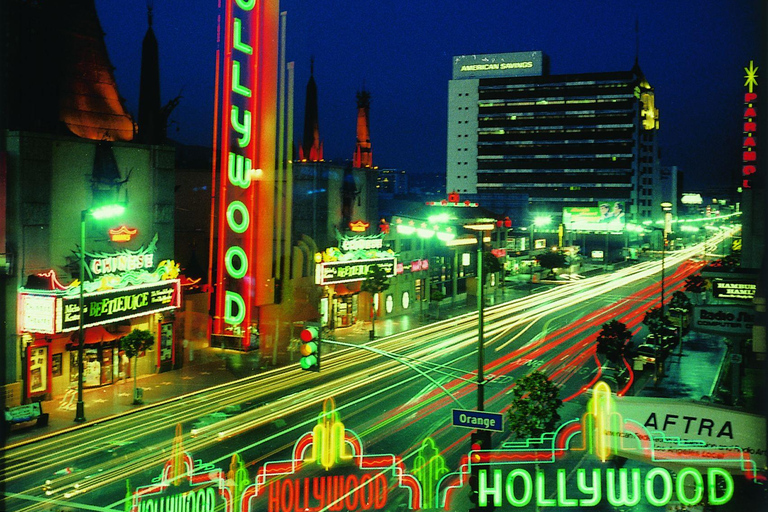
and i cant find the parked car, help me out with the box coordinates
[635,344,660,365]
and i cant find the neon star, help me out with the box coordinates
[744,60,759,93]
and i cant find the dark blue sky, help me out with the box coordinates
[98,0,761,190]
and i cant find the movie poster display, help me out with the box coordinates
[563,202,626,232]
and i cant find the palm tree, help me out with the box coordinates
[360,265,390,340]
[596,320,632,369]
[120,329,154,404]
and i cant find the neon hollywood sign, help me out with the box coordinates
[436,382,759,509]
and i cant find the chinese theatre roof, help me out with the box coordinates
[56,0,135,141]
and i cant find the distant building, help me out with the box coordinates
[446,52,662,226]
[377,168,408,198]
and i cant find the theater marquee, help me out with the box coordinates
[18,280,180,334]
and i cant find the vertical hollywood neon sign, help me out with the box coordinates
[213,0,278,345]
[743,60,758,189]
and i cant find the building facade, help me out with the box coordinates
[446,52,661,227]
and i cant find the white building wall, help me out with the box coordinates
[446,79,479,194]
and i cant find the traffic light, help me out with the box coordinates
[299,324,321,372]
[469,430,494,512]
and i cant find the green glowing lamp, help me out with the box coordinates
[91,204,126,220]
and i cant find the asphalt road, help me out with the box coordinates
[2,243,714,512]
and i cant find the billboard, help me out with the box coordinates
[452,51,544,79]
[693,305,754,336]
[712,280,757,301]
[563,202,626,232]
[614,396,766,470]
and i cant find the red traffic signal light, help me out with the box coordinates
[469,430,494,511]
[299,325,321,372]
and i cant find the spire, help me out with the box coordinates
[300,57,323,161]
[353,88,372,168]
[137,3,163,144]
[634,15,639,67]
[55,0,135,141]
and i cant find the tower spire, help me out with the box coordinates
[300,57,323,161]
[353,87,372,168]
[137,2,162,143]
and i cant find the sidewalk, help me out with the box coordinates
[634,330,730,403]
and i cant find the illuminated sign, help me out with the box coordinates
[452,51,543,79]
[693,305,754,336]
[614,396,766,470]
[61,280,180,332]
[340,235,383,252]
[452,409,503,432]
[316,258,396,285]
[712,280,757,301]
[491,248,506,258]
[410,259,429,272]
[85,233,158,279]
[90,253,154,277]
[17,294,58,334]
[743,60,758,189]
[108,225,138,242]
[437,382,757,510]
[131,426,232,512]
[349,220,370,232]
[563,203,626,232]
[213,0,278,345]
[241,398,422,511]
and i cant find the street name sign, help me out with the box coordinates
[452,409,504,432]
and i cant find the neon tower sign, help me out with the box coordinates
[743,60,758,189]
[212,0,278,346]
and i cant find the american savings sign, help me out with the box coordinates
[743,60,758,189]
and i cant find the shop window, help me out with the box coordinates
[402,291,410,309]
[385,295,394,314]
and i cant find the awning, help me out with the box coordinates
[69,325,125,345]
[334,281,361,296]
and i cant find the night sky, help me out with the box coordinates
[97,0,762,190]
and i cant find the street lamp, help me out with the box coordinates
[529,216,551,284]
[75,203,125,423]
[659,202,673,314]
[464,223,494,412]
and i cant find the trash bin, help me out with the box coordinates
[134,387,144,404]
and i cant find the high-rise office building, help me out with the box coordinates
[446,52,661,225]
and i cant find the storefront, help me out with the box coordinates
[315,235,396,330]
[16,239,182,401]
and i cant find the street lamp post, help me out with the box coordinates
[477,233,484,411]
[74,210,87,422]
[529,216,552,286]
[74,204,125,423]
[464,223,495,413]
[659,202,673,313]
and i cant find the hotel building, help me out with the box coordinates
[446,51,663,227]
